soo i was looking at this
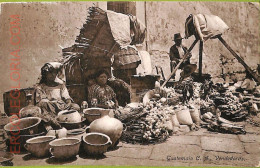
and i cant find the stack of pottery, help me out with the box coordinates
[0,130,7,151]
[0,114,8,130]
[0,151,14,165]
[57,110,86,130]
[4,117,43,150]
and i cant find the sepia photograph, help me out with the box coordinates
[0,1,259,167]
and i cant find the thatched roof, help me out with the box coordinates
[62,7,146,70]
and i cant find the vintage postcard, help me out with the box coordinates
[0,1,259,167]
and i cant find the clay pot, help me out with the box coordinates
[25,136,55,158]
[49,138,81,160]
[67,128,86,140]
[58,118,86,130]
[83,108,111,123]
[7,132,45,151]
[82,133,112,155]
[0,151,14,163]
[86,116,123,148]
[4,117,41,135]
[57,110,81,123]
[19,106,41,118]
[46,127,67,138]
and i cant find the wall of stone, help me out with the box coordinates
[0,1,259,109]
[0,2,106,105]
[145,1,259,82]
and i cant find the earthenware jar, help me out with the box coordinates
[87,115,123,148]
[57,110,81,123]
[25,136,55,158]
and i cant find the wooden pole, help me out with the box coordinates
[218,35,260,83]
[162,38,199,87]
[199,40,203,78]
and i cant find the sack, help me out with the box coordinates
[164,120,173,131]
[176,109,193,125]
[142,90,155,106]
[136,51,153,75]
[171,114,180,127]
[189,108,201,125]
[241,79,256,91]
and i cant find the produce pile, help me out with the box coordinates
[118,79,208,144]
[141,102,174,142]
[117,77,260,144]
[190,79,250,121]
[211,91,246,121]
[118,102,175,144]
[117,80,201,144]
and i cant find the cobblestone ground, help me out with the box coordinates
[1,100,259,167]
[11,122,260,167]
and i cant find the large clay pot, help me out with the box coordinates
[87,116,123,148]
[24,136,56,158]
[19,106,41,118]
[4,117,41,135]
[49,138,81,160]
[83,108,112,123]
[82,133,112,155]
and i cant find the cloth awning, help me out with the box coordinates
[62,7,146,69]
[185,14,229,41]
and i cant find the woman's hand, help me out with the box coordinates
[105,100,115,109]
[64,99,72,109]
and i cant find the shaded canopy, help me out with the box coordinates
[185,14,229,41]
[62,7,146,71]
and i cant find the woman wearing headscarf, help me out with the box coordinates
[35,62,80,129]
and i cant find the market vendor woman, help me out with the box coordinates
[88,69,118,109]
[35,62,80,128]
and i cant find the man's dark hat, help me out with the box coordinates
[173,33,183,41]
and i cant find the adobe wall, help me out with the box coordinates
[0,1,259,111]
[145,2,259,82]
[0,2,105,106]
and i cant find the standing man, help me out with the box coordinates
[169,33,192,73]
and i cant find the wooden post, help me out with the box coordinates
[162,38,199,87]
[199,40,203,78]
[218,35,260,83]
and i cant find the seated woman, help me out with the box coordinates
[35,62,80,128]
[88,69,118,109]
